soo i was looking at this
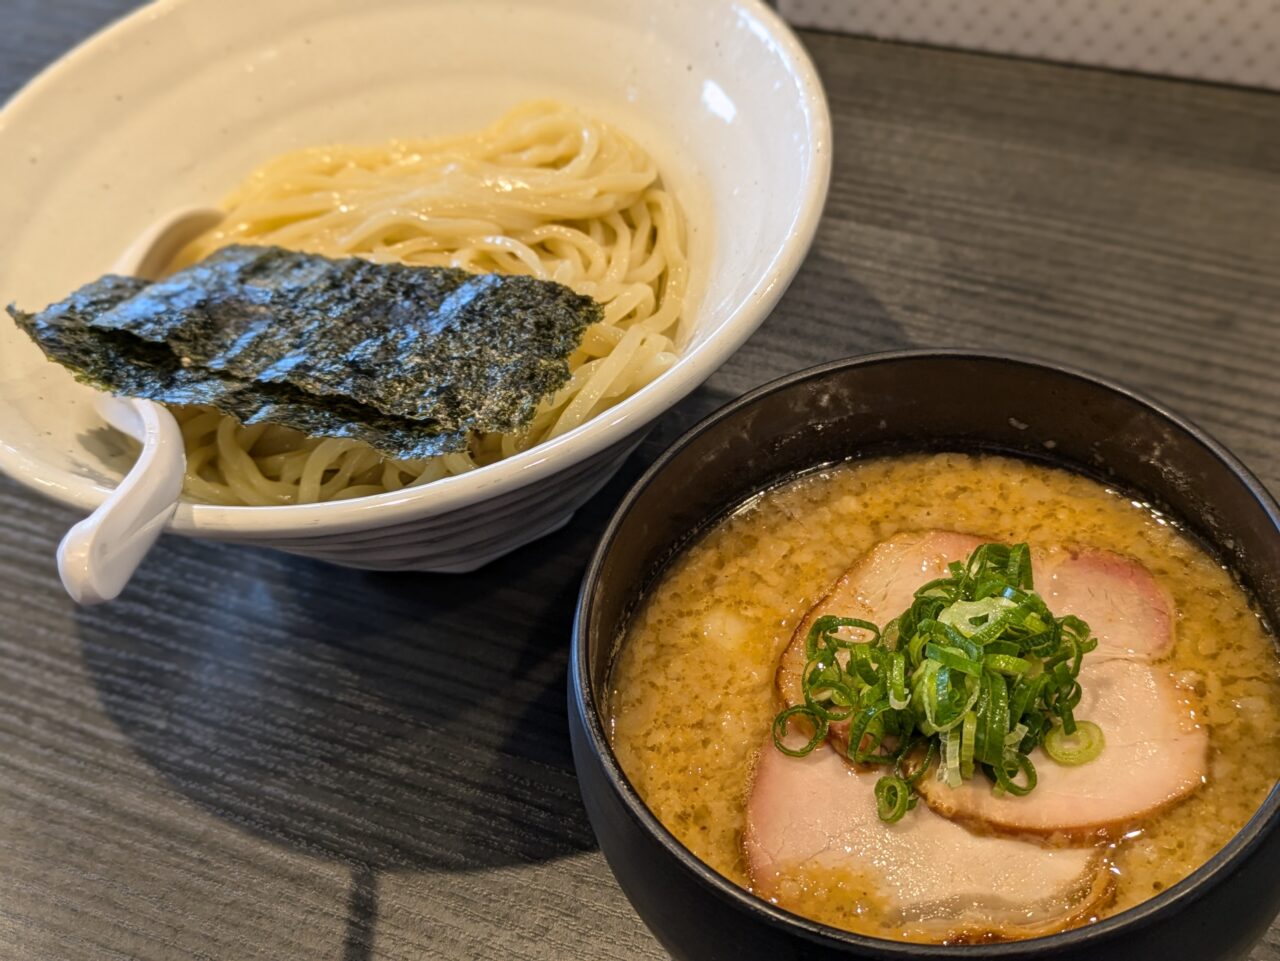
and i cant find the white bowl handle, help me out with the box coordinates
[57,397,185,604]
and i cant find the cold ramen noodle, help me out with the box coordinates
[608,454,1280,944]
[9,102,688,505]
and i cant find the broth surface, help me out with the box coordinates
[608,453,1280,939]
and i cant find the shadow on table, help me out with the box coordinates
[71,428,675,956]
[763,247,913,363]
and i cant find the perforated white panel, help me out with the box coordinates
[779,0,1280,90]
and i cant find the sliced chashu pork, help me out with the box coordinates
[745,738,1112,942]
[1038,548,1175,660]
[777,531,1208,842]
[918,546,1207,840]
[919,657,1206,840]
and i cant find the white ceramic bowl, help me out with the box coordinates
[0,0,831,571]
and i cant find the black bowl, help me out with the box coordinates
[569,351,1280,961]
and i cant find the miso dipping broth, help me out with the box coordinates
[607,453,1280,944]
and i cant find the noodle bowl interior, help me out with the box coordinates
[162,101,688,506]
[607,453,1280,944]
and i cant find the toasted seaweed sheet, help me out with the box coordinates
[87,245,600,432]
[8,277,467,460]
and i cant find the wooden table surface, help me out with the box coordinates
[1,3,1278,959]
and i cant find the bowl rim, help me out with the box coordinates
[571,348,1280,956]
[0,0,833,536]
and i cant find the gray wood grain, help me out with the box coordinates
[0,3,1277,959]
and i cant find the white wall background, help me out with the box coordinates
[779,0,1280,91]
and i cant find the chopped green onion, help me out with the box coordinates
[771,704,827,757]
[993,753,1038,797]
[943,725,963,787]
[847,703,896,764]
[1044,719,1105,765]
[924,643,984,677]
[888,653,909,710]
[960,711,977,780]
[875,775,914,823]
[981,672,1009,766]
[1007,542,1032,587]
[805,615,880,659]
[804,678,857,722]
[985,653,1032,676]
[939,597,1016,636]
[770,541,1103,822]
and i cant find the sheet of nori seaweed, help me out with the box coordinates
[8,278,467,460]
[87,245,600,432]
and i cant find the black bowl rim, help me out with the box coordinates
[571,348,1280,957]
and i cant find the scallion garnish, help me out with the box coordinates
[874,774,914,823]
[1043,719,1106,766]
[771,542,1103,821]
